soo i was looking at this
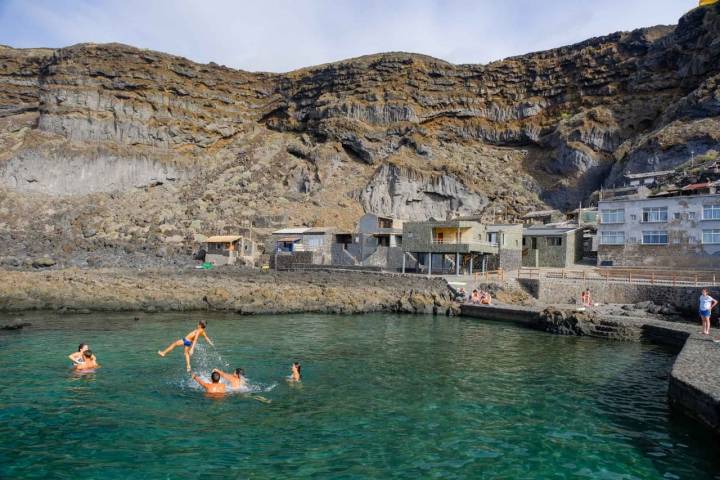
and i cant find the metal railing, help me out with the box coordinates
[518,267,720,287]
[431,239,499,248]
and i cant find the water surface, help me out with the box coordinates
[0,312,718,479]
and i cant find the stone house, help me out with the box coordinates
[597,193,720,268]
[521,209,564,225]
[521,226,584,268]
[401,218,523,274]
[331,214,405,269]
[204,235,257,266]
[269,227,336,268]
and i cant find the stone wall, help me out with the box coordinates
[498,248,522,272]
[531,277,718,316]
[270,251,314,269]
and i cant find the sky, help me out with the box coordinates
[0,0,695,72]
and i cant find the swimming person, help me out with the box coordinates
[158,320,214,372]
[191,371,226,395]
[288,362,302,382]
[212,368,247,390]
[73,350,100,372]
[698,288,717,336]
[68,343,95,366]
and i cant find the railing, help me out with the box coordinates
[431,239,499,248]
[518,267,720,287]
[473,269,504,282]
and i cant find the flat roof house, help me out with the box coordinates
[332,214,405,269]
[204,235,257,266]
[597,192,720,268]
[522,226,584,268]
[521,209,564,225]
[270,227,336,268]
[402,218,523,275]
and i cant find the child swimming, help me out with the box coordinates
[68,343,95,366]
[191,371,226,395]
[73,350,100,372]
[212,368,247,390]
[288,362,302,382]
[158,320,213,372]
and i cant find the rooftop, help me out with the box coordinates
[206,235,243,243]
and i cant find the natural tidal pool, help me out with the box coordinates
[0,312,718,479]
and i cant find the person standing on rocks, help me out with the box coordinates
[699,288,717,336]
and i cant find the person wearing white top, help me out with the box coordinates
[698,288,718,336]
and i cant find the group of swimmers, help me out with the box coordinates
[68,319,302,396]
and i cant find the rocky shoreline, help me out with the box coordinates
[0,267,456,315]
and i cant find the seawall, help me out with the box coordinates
[518,278,717,315]
[461,303,720,436]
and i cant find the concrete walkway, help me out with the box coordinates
[460,303,720,436]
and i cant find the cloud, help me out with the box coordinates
[0,0,692,72]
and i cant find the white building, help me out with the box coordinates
[597,193,720,268]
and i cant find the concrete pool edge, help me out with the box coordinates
[461,304,720,436]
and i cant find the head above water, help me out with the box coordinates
[293,362,301,376]
[211,371,221,383]
[83,349,93,359]
[235,368,245,378]
[198,320,207,329]
[78,343,88,352]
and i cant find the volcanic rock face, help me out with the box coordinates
[359,164,488,221]
[0,5,719,266]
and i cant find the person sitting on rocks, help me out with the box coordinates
[212,368,247,390]
[479,291,492,305]
[74,349,100,372]
[471,289,481,304]
[191,371,226,395]
[456,288,467,302]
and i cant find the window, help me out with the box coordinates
[600,231,625,245]
[703,230,720,244]
[642,231,668,245]
[546,237,562,246]
[486,232,498,244]
[642,207,668,223]
[689,212,696,220]
[674,212,681,220]
[600,209,625,224]
[703,205,720,220]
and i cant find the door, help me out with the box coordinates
[437,232,443,244]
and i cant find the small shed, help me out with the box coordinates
[205,235,256,266]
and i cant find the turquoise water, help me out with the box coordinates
[0,312,718,479]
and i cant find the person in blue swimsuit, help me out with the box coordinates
[158,320,214,371]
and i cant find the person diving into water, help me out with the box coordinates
[158,320,214,372]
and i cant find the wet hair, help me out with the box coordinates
[78,343,87,352]
[293,362,302,378]
[211,371,221,383]
[199,320,207,329]
[235,368,245,377]
[83,349,93,358]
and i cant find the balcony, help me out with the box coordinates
[429,238,499,254]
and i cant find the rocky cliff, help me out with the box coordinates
[1,4,719,267]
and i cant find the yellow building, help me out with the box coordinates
[699,0,718,6]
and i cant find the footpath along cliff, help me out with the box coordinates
[0,4,719,269]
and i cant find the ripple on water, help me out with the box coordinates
[0,312,718,480]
